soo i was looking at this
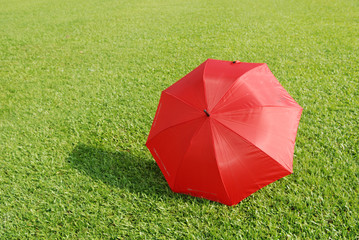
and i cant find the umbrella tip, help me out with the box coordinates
[232,60,240,64]
[204,109,210,117]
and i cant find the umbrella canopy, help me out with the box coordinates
[146,59,302,206]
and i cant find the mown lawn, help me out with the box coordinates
[0,0,358,238]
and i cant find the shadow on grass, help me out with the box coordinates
[67,143,178,198]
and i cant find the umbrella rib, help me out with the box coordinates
[147,115,205,143]
[202,59,209,109]
[209,63,266,112]
[214,103,302,114]
[214,107,302,140]
[164,90,203,112]
[147,91,206,143]
[211,119,263,197]
[250,105,302,110]
[219,105,302,112]
[172,119,208,191]
[212,118,292,174]
[208,120,232,204]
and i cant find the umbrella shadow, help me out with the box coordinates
[67,143,174,197]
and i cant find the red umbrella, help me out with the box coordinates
[146,59,302,206]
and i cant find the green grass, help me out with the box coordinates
[1,0,358,238]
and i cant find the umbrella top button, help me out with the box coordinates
[204,109,210,117]
[232,60,240,64]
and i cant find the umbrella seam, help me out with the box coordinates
[208,119,233,205]
[211,119,264,201]
[209,63,266,113]
[164,90,203,112]
[213,107,302,140]
[212,118,292,174]
[147,91,205,143]
[146,116,205,143]
[172,119,208,192]
[214,105,303,113]
[202,59,209,110]
[214,106,302,171]
[147,118,206,189]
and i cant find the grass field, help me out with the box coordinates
[1,0,358,238]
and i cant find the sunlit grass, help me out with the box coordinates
[0,0,358,238]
